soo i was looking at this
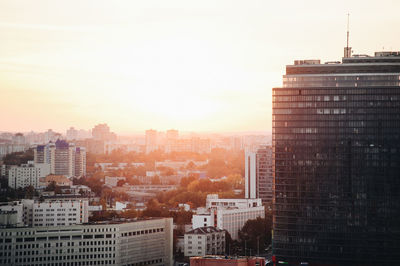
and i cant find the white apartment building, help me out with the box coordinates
[104,176,126,187]
[32,199,89,227]
[8,162,51,189]
[192,195,265,240]
[184,226,225,257]
[0,199,89,227]
[0,218,173,266]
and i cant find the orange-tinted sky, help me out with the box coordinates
[1,0,400,134]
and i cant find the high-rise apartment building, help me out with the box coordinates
[92,123,117,141]
[166,129,179,140]
[34,140,86,178]
[272,52,400,265]
[66,127,78,141]
[145,129,158,154]
[245,146,273,206]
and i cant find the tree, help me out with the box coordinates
[186,161,196,170]
[238,216,272,255]
[3,149,34,166]
[180,175,197,188]
[45,181,61,194]
[116,179,126,187]
[151,175,161,185]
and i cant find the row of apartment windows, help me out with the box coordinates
[124,258,163,266]
[0,258,116,265]
[273,88,400,96]
[121,228,164,237]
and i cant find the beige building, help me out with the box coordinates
[0,218,173,266]
[41,175,72,187]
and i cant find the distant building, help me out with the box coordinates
[66,127,79,140]
[0,143,28,159]
[184,226,225,257]
[34,140,86,178]
[12,133,25,145]
[8,161,50,189]
[0,218,173,266]
[145,129,158,153]
[192,195,265,240]
[44,129,60,143]
[190,256,265,266]
[166,129,179,140]
[75,139,105,154]
[165,138,211,153]
[92,123,117,141]
[104,176,126,187]
[245,146,273,205]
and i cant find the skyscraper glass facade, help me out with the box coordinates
[272,53,400,265]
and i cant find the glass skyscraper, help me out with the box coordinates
[272,52,400,265]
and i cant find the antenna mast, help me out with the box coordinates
[347,13,349,50]
[344,13,352,58]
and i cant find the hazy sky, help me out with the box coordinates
[1,0,400,134]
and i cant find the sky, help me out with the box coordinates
[1,0,400,134]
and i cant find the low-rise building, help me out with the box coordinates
[0,218,173,266]
[184,227,225,257]
[0,199,89,227]
[41,174,72,187]
[0,201,24,227]
[104,176,126,187]
[192,195,265,240]
[190,256,265,266]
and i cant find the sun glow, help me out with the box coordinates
[1,0,399,133]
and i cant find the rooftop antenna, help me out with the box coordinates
[344,13,352,58]
[346,13,349,50]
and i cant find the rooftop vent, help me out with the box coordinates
[294,60,321,65]
[375,51,400,57]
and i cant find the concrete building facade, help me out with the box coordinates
[192,195,265,240]
[0,218,173,266]
[8,162,50,189]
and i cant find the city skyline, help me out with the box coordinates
[1,0,400,133]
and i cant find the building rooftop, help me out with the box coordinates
[186,226,225,235]
[287,51,400,75]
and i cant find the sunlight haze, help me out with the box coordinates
[1,0,400,133]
